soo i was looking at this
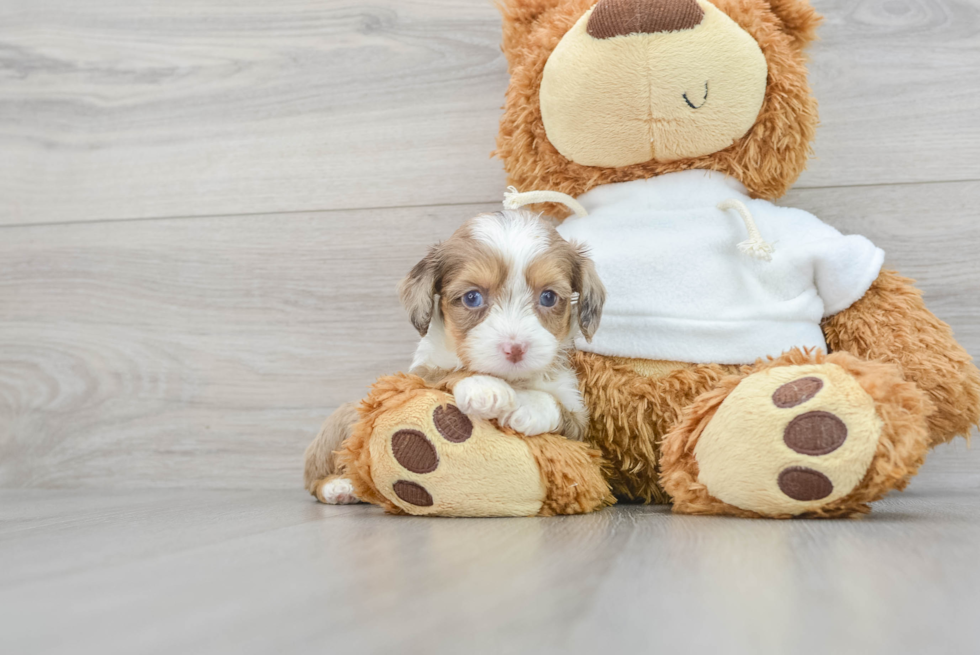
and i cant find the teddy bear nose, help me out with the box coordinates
[587,0,705,39]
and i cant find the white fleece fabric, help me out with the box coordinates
[556,170,885,364]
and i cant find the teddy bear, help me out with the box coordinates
[304,0,980,518]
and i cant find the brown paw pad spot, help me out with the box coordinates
[433,404,472,443]
[777,466,833,501]
[772,376,824,408]
[391,429,438,474]
[783,410,847,456]
[392,480,433,507]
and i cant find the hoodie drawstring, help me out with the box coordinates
[718,198,775,262]
[503,186,589,218]
[503,187,774,262]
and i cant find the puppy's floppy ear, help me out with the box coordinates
[398,245,441,337]
[572,244,606,343]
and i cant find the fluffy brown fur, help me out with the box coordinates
[765,0,821,51]
[495,0,821,217]
[823,270,980,446]
[573,351,740,503]
[659,348,934,518]
[518,429,615,515]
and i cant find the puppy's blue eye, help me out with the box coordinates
[540,290,557,307]
[462,290,484,308]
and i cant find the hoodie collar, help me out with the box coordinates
[576,170,749,214]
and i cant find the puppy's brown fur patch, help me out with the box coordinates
[526,253,574,343]
[400,213,603,351]
[439,249,508,366]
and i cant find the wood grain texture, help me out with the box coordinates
[0,0,508,226]
[2,490,980,655]
[0,202,498,489]
[803,0,980,188]
[1,182,977,490]
[1,0,979,226]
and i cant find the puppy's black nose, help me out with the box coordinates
[587,0,705,39]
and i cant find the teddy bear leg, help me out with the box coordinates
[335,374,612,517]
[660,349,933,518]
[573,351,738,504]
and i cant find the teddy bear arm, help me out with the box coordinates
[822,269,980,445]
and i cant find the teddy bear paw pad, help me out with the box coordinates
[365,390,546,516]
[392,480,434,507]
[776,466,833,501]
[694,364,882,515]
[432,404,472,442]
[390,429,439,474]
[772,377,824,408]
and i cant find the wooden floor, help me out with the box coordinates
[1,0,979,652]
[3,456,980,655]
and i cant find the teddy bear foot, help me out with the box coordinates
[336,374,612,517]
[660,351,933,518]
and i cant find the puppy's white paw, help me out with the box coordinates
[453,375,517,420]
[318,477,361,505]
[501,390,561,436]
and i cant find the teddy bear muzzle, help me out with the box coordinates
[539,0,769,167]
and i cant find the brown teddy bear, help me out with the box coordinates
[304,0,980,518]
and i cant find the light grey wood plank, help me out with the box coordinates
[1,181,977,490]
[0,0,509,226]
[1,490,979,655]
[0,202,499,489]
[803,0,980,188]
[908,437,980,491]
[1,1,979,226]
[0,489,364,586]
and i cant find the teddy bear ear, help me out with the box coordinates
[496,0,566,28]
[497,0,569,58]
[766,0,822,51]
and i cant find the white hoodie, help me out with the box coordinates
[555,170,884,365]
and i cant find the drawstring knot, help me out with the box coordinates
[718,199,775,262]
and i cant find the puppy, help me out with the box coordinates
[304,209,605,504]
[403,209,605,438]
